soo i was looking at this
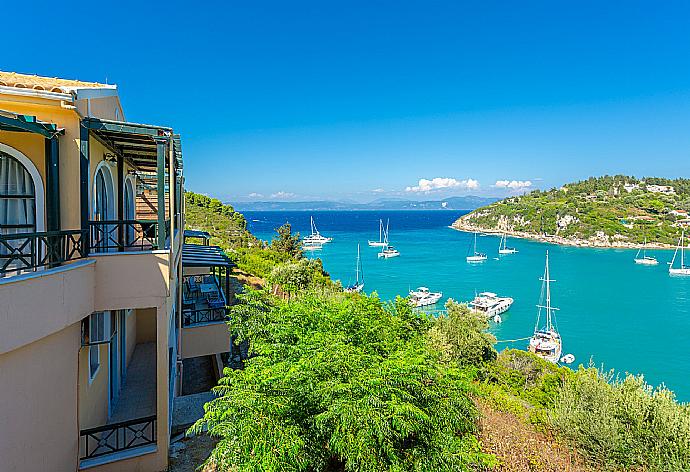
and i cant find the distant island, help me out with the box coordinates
[232,195,499,212]
[453,176,690,249]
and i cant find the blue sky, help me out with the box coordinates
[5,1,690,202]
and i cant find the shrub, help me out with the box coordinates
[551,367,690,471]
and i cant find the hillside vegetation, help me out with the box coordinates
[185,191,690,472]
[454,176,690,247]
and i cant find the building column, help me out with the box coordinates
[155,138,167,250]
[117,153,124,251]
[44,136,60,232]
[79,123,90,255]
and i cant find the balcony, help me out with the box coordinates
[182,274,229,326]
[0,229,87,278]
[89,219,169,253]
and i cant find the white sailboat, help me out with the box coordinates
[466,232,487,262]
[528,251,562,364]
[669,230,690,276]
[634,237,658,265]
[368,219,389,247]
[378,221,400,258]
[303,216,332,245]
[498,232,518,255]
[344,244,365,293]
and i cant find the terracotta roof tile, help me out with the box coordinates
[0,71,115,93]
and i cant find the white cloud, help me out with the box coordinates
[270,191,296,199]
[371,188,385,193]
[405,177,480,193]
[247,192,263,198]
[494,180,533,190]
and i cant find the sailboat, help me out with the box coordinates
[302,216,332,245]
[368,219,389,247]
[669,230,690,276]
[378,223,400,258]
[634,236,658,265]
[528,251,562,364]
[344,244,365,293]
[498,232,518,255]
[466,232,487,262]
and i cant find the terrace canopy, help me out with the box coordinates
[182,243,235,298]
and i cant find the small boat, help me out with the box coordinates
[634,236,658,265]
[669,230,690,276]
[409,287,443,307]
[498,232,518,255]
[493,314,502,323]
[368,219,389,247]
[466,232,487,263]
[344,244,365,293]
[303,216,333,245]
[302,242,323,251]
[528,251,562,364]
[560,354,575,364]
[469,292,514,318]
[378,244,400,258]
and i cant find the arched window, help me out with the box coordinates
[123,176,136,245]
[0,150,36,237]
[92,164,115,251]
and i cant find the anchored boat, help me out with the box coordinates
[344,244,365,293]
[498,232,518,255]
[469,292,514,318]
[528,251,562,364]
[368,219,389,247]
[303,216,332,245]
[669,230,690,276]
[634,236,658,265]
[409,287,442,307]
[378,222,400,258]
[466,232,487,263]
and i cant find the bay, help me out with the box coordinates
[245,210,690,402]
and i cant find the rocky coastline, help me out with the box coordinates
[451,217,676,250]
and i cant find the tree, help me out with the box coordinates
[271,223,303,258]
[191,292,495,471]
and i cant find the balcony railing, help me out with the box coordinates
[79,415,157,460]
[0,230,87,277]
[182,274,229,327]
[89,220,169,253]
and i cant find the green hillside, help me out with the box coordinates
[455,176,690,246]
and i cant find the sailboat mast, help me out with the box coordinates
[545,251,552,331]
[355,244,361,283]
[682,230,686,268]
[379,219,382,243]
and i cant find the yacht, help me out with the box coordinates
[498,232,518,255]
[469,292,514,318]
[344,244,365,293]
[368,219,389,247]
[303,216,333,245]
[669,230,690,276]
[409,287,443,307]
[378,244,400,258]
[634,237,658,265]
[466,232,487,262]
[302,241,323,251]
[528,251,562,364]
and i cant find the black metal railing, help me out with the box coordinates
[183,306,229,326]
[0,230,87,277]
[80,415,157,460]
[89,220,169,253]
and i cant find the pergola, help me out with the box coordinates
[182,243,235,298]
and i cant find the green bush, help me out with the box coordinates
[191,292,496,471]
[551,367,690,471]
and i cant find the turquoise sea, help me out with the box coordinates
[245,210,690,402]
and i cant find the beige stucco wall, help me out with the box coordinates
[78,340,110,431]
[136,307,157,343]
[126,308,137,367]
[0,260,95,355]
[182,322,231,359]
[0,323,81,472]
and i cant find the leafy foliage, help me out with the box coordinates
[551,367,690,471]
[428,300,497,366]
[191,292,496,471]
[270,222,303,259]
